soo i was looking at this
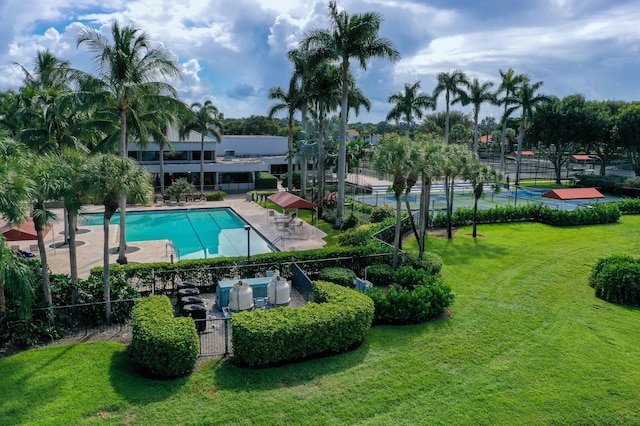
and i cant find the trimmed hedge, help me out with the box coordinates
[205,191,226,201]
[318,267,357,287]
[589,255,640,306]
[616,199,640,215]
[365,267,454,325]
[129,295,199,378]
[231,281,374,367]
[255,172,278,190]
[366,264,394,286]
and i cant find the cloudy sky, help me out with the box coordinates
[1,0,639,123]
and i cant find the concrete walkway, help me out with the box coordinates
[22,194,327,278]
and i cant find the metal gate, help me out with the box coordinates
[195,318,232,356]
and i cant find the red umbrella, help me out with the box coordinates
[1,218,52,241]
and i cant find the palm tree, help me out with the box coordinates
[0,137,34,316]
[87,154,153,324]
[463,160,502,237]
[505,77,551,186]
[415,136,443,259]
[268,85,303,192]
[386,81,435,138]
[77,21,181,264]
[303,1,400,228]
[454,78,496,154]
[180,101,223,195]
[433,70,469,145]
[441,144,474,239]
[374,135,413,269]
[497,69,524,170]
[287,47,314,134]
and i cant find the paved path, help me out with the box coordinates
[25,194,327,278]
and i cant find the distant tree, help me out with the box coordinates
[616,103,640,175]
[454,78,497,154]
[386,81,435,138]
[463,160,502,237]
[497,69,525,170]
[433,70,469,144]
[441,144,474,239]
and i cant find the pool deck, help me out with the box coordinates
[24,194,327,278]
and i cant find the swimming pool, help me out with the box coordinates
[80,208,275,260]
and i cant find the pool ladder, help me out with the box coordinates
[271,236,285,249]
[165,243,181,263]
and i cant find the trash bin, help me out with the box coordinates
[182,303,207,332]
[180,295,205,312]
[177,287,200,308]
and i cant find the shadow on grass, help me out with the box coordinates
[108,347,189,404]
[211,340,370,392]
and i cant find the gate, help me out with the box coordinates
[195,317,232,356]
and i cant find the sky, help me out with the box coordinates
[1,0,640,124]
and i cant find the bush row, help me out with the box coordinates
[365,266,454,325]
[129,295,199,378]
[255,172,278,190]
[589,255,640,306]
[319,267,357,287]
[615,198,640,215]
[231,281,374,367]
[431,202,621,228]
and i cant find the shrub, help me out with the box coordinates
[255,172,278,190]
[319,267,357,287]
[365,267,454,325]
[340,212,359,231]
[337,225,374,246]
[370,204,395,223]
[365,264,394,286]
[589,255,640,306]
[129,295,199,378]
[166,178,196,199]
[616,199,640,215]
[403,252,444,276]
[323,191,338,209]
[206,191,226,201]
[232,281,374,367]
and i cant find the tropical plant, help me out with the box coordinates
[387,81,435,138]
[504,77,551,185]
[268,86,303,192]
[374,135,413,268]
[414,136,444,258]
[433,70,469,145]
[302,1,400,228]
[454,78,496,154]
[441,144,474,239]
[180,101,223,195]
[77,21,182,264]
[463,159,502,237]
[86,154,153,324]
[497,69,525,170]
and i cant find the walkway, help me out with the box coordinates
[24,194,327,278]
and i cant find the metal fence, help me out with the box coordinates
[195,318,232,356]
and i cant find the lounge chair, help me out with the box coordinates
[178,195,186,205]
[169,195,177,204]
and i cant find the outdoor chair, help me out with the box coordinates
[29,244,39,256]
[169,195,177,204]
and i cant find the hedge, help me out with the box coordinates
[318,267,357,287]
[589,255,640,306]
[129,295,199,378]
[255,172,278,190]
[231,281,374,367]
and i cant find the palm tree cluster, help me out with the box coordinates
[0,22,219,324]
[267,1,399,226]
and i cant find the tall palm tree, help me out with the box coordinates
[373,135,413,269]
[497,69,524,170]
[454,78,497,154]
[87,154,153,324]
[180,101,223,195]
[77,21,181,264]
[433,70,469,145]
[303,1,400,228]
[268,85,303,192]
[287,47,314,134]
[415,136,443,259]
[387,81,435,138]
[441,144,474,240]
[505,77,551,185]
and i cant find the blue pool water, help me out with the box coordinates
[80,208,274,260]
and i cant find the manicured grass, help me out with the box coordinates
[3,217,640,424]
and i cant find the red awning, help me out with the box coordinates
[570,155,596,161]
[542,188,605,200]
[267,192,317,210]
[512,151,535,156]
[1,218,52,241]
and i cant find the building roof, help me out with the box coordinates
[165,126,218,143]
[542,188,605,200]
[267,192,316,210]
[1,218,52,241]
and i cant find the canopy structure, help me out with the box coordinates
[542,188,604,201]
[1,218,52,241]
[513,150,535,156]
[267,192,316,210]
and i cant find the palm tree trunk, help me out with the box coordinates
[405,187,419,242]
[393,193,402,270]
[103,213,112,325]
[500,105,508,171]
[419,179,431,260]
[68,210,79,305]
[472,192,479,238]
[118,109,128,264]
[446,176,454,240]
[288,114,294,192]
[36,228,53,323]
[336,60,350,229]
[473,113,479,154]
[515,120,525,186]
[317,104,325,218]
[445,93,451,144]
[160,142,165,196]
[405,116,410,139]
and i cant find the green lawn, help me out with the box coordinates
[2,217,640,424]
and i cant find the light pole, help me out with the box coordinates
[244,225,251,262]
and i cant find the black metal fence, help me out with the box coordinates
[196,318,232,356]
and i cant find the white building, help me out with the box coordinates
[128,127,289,193]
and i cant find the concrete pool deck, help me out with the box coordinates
[25,194,327,278]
